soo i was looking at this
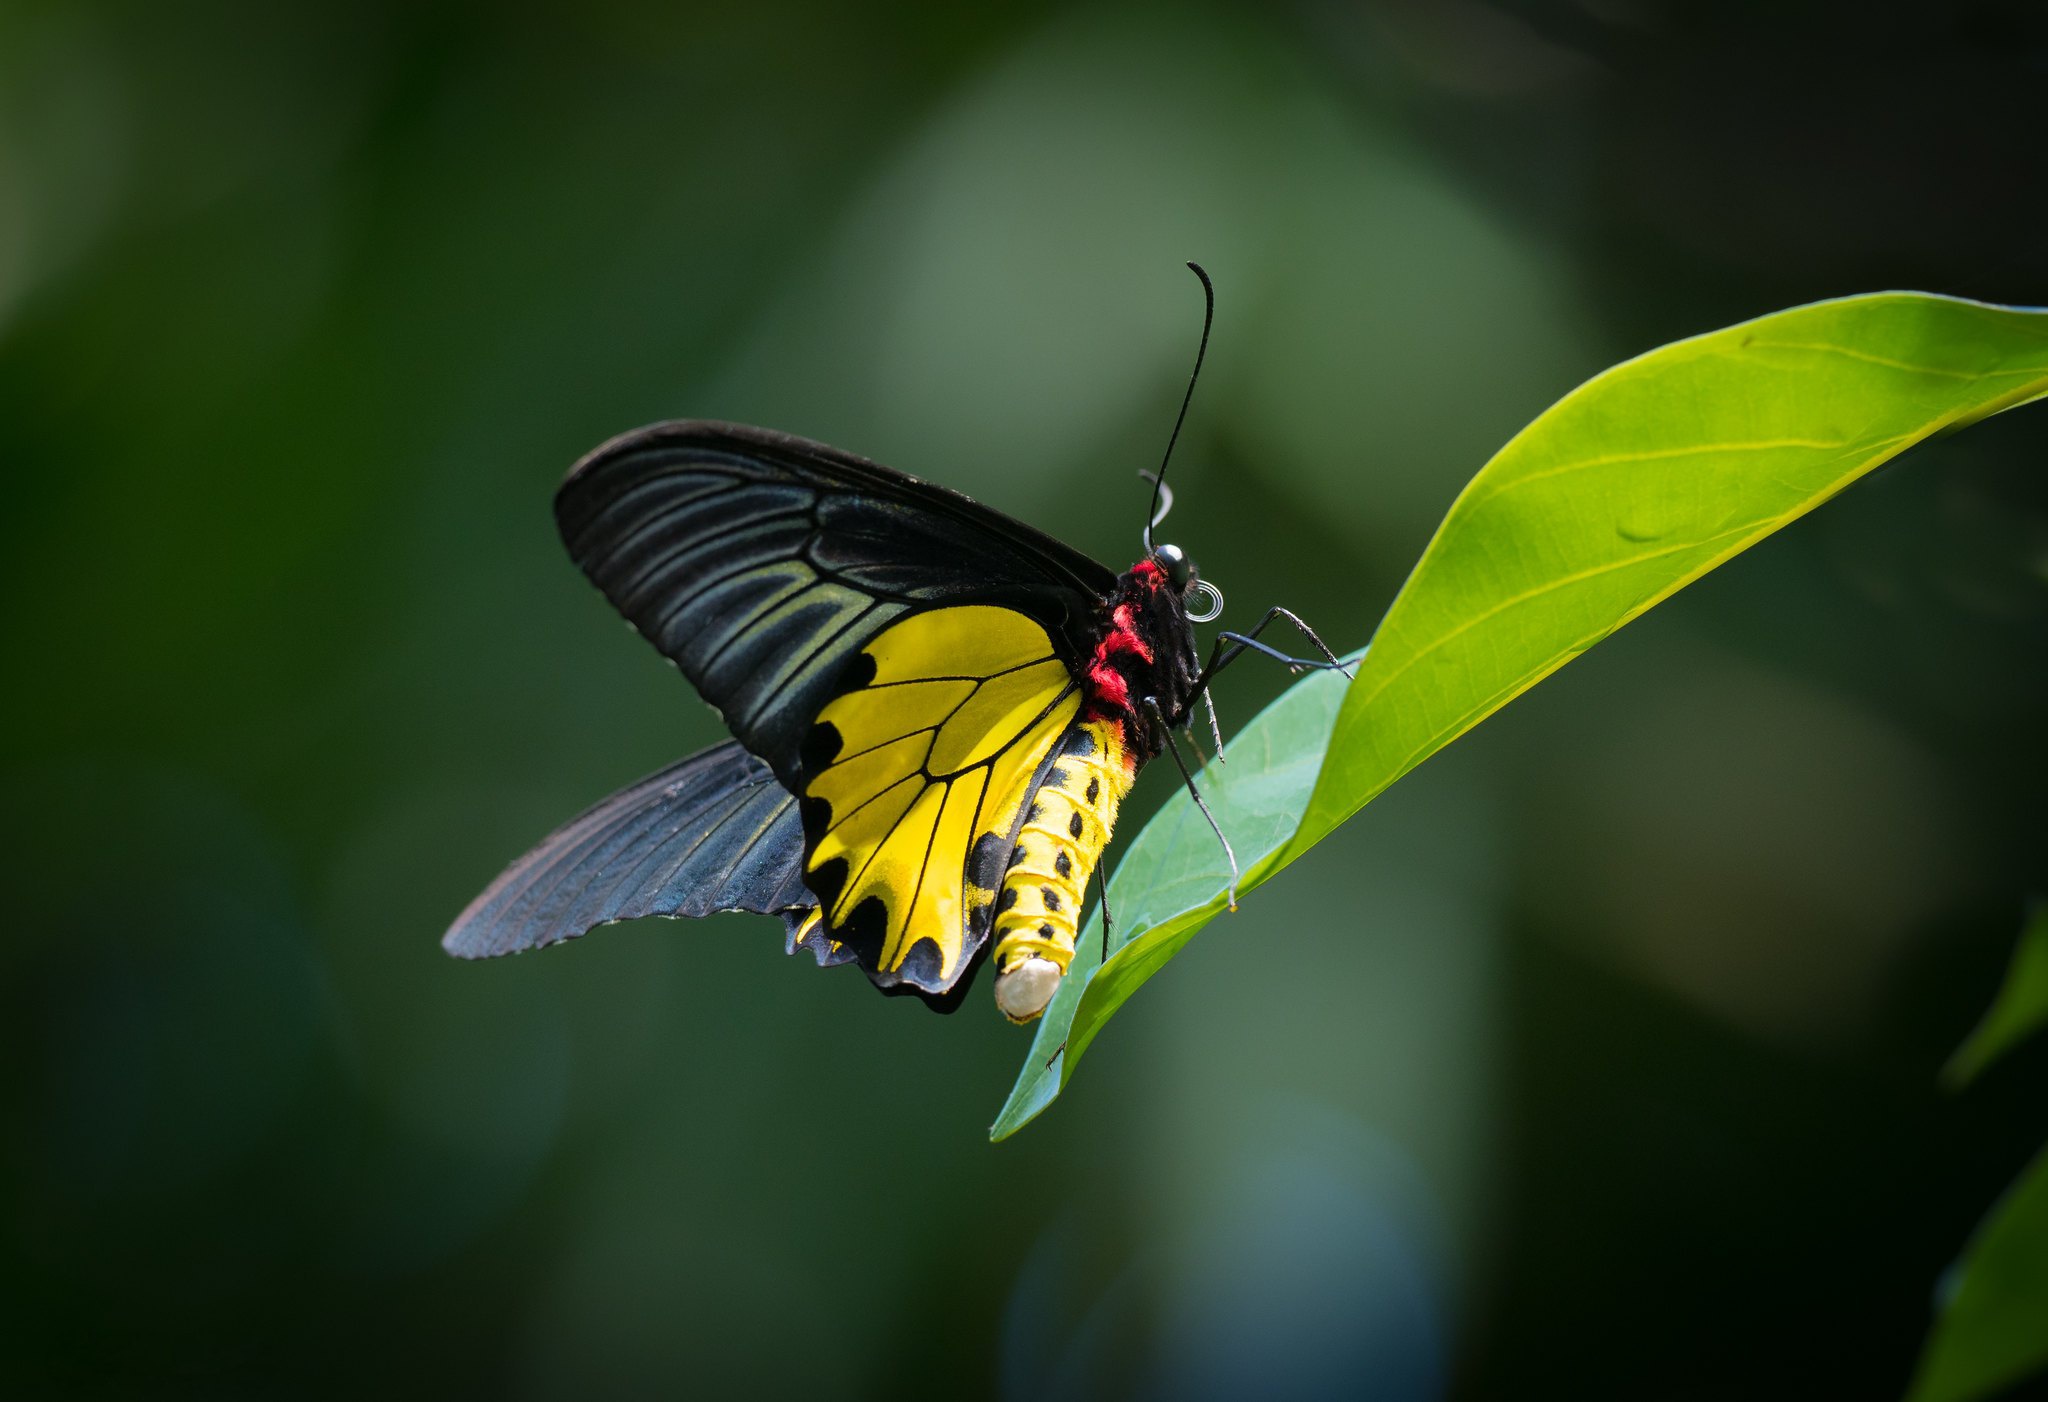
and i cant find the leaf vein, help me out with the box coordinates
[1468,436,1865,509]
[1743,338,2048,381]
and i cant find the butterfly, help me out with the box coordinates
[442,265,1347,1022]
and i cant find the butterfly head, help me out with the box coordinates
[1150,543,1224,624]
[1154,542,1193,589]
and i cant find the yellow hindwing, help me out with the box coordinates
[801,606,1080,988]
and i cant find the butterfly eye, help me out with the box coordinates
[1155,543,1194,590]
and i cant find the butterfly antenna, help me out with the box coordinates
[1144,261,1216,555]
[1139,472,1174,534]
[1142,697,1240,908]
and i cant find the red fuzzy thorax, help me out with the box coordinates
[1081,558,1167,765]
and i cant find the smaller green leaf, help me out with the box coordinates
[1906,1147,2048,1402]
[988,660,1357,1141]
[1944,903,2048,1090]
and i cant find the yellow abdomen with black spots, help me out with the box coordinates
[990,718,1135,1023]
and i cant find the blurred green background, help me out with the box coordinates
[4,2,2046,1397]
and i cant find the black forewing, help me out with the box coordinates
[553,421,1118,790]
[442,741,814,959]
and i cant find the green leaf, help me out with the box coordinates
[1945,903,2048,1090]
[1289,293,2048,861]
[994,292,2048,1141]
[1906,1147,2048,1402]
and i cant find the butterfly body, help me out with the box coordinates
[446,269,1349,1028]
[446,309,1346,1025]
[970,555,1211,1016]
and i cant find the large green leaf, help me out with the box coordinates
[994,292,2048,1140]
[1944,902,2048,1090]
[1906,1148,2048,1402]
[1289,293,2048,858]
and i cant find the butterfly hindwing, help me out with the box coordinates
[442,740,815,959]
[797,605,1083,996]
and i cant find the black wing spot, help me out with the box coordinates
[998,888,1018,912]
[802,721,844,775]
[829,649,878,698]
[1054,850,1072,879]
[1085,777,1100,804]
[800,794,836,836]
[1042,887,1061,913]
[968,831,1011,892]
[833,894,890,970]
[807,851,848,914]
[1068,812,1084,839]
[1027,801,1044,822]
[897,936,945,990]
[1009,844,1030,869]
[1038,922,1054,939]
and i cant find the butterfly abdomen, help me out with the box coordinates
[989,718,1136,1023]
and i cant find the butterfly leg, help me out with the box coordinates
[1037,823,1117,1068]
[1098,862,1115,965]
[1143,696,1241,910]
[1197,606,1354,691]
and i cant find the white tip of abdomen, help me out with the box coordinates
[994,956,1063,1023]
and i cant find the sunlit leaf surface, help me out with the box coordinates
[996,292,2048,1139]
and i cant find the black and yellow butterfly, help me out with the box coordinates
[443,267,1345,1022]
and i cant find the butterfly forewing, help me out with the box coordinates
[556,422,1114,793]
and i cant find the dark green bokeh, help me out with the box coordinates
[3,3,2045,1398]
